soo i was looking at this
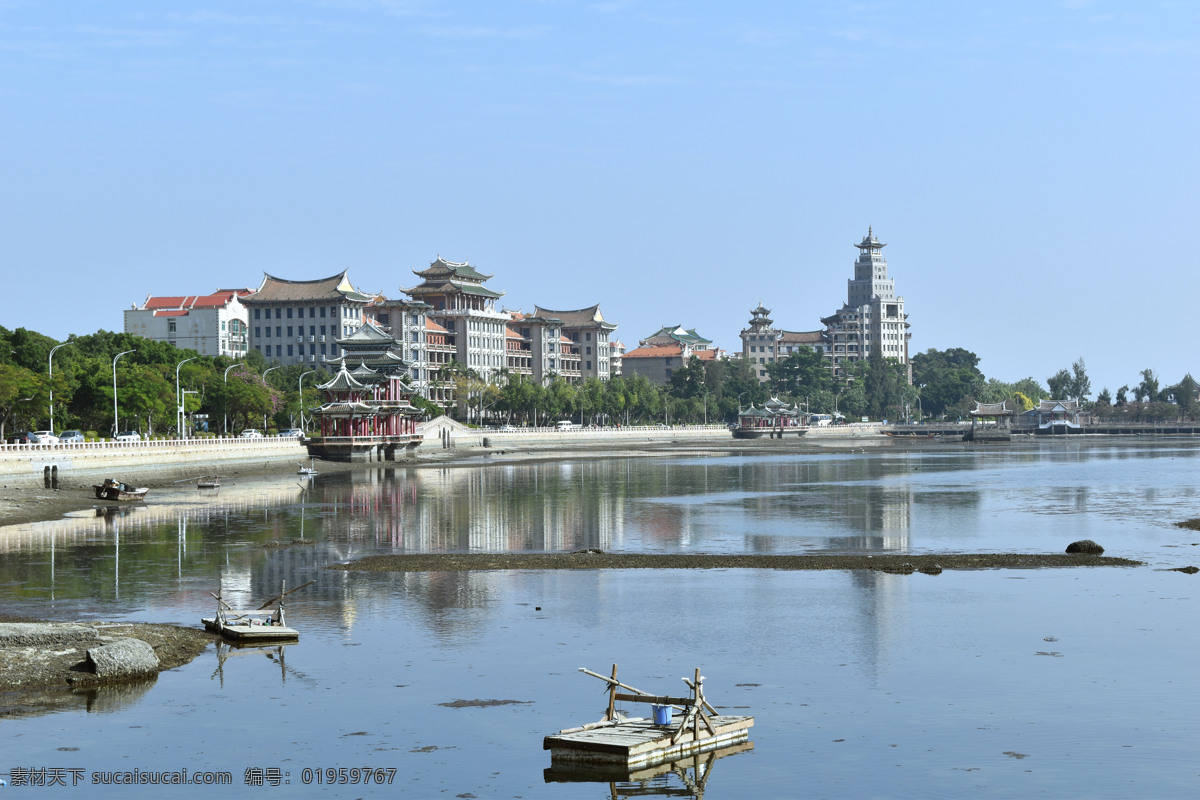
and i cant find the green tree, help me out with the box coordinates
[1135,369,1160,403]
[0,363,45,440]
[764,348,831,398]
[911,348,984,416]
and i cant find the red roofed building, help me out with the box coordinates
[621,325,724,385]
[124,288,253,357]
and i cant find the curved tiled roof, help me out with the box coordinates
[244,271,373,304]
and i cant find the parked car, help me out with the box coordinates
[278,428,305,438]
[58,430,86,443]
[239,429,264,439]
[555,420,576,431]
[8,431,39,444]
[496,425,517,432]
[32,430,59,444]
[115,430,141,441]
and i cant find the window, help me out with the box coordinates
[276,326,281,338]
[309,326,315,336]
[287,308,293,319]
[275,345,281,356]
[287,345,293,357]
[320,307,326,318]
[254,309,261,320]
[265,327,271,338]
[275,308,281,319]
[255,326,261,338]
[309,307,315,318]
[168,320,176,333]
[287,326,293,337]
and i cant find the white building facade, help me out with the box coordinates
[124,289,252,358]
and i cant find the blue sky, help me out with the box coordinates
[2,1,1197,395]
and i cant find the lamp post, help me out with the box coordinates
[262,366,281,430]
[223,362,244,435]
[112,350,136,436]
[180,390,198,437]
[175,357,198,439]
[298,370,315,432]
[48,342,70,434]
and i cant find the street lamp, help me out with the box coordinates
[112,350,136,436]
[181,390,198,436]
[48,342,70,434]
[223,362,244,435]
[262,366,282,430]
[175,357,198,439]
[298,370,315,432]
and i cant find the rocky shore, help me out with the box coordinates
[0,620,213,710]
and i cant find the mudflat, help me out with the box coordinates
[332,551,1143,573]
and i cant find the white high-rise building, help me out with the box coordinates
[821,228,911,381]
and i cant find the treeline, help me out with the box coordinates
[0,327,340,439]
[4,325,1197,437]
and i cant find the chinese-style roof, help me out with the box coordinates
[531,304,616,330]
[243,271,373,304]
[339,321,394,344]
[778,330,824,344]
[153,309,189,317]
[410,256,492,282]
[317,365,366,392]
[854,226,886,250]
[425,318,449,333]
[349,362,382,381]
[1036,400,1080,412]
[643,325,712,347]
[971,401,1013,417]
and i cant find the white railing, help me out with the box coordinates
[0,436,305,455]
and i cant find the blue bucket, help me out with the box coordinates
[652,705,670,725]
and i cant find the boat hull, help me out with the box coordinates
[202,617,299,642]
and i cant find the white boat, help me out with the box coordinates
[298,460,318,476]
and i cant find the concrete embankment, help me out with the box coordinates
[0,437,306,485]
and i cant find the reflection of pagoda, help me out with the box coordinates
[306,322,425,462]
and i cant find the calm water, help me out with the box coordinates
[1,439,1198,798]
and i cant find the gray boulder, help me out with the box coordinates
[84,638,160,679]
[1065,539,1104,554]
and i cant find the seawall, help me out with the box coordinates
[0,438,306,486]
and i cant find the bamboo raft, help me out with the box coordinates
[543,665,754,772]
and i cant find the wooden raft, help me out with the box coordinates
[543,665,754,770]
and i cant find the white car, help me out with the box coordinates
[239,429,264,439]
[115,430,141,441]
[32,430,59,444]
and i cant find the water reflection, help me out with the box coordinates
[543,741,755,798]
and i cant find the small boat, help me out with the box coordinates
[202,581,311,643]
[93,478,148,501]
[298,460,318,476]
[196,475,222,489]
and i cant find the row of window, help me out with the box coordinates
[255,343,338,357]
[253,305,356,321]
[256,325,334,338]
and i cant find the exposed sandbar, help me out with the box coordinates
[331,551,1143,573]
